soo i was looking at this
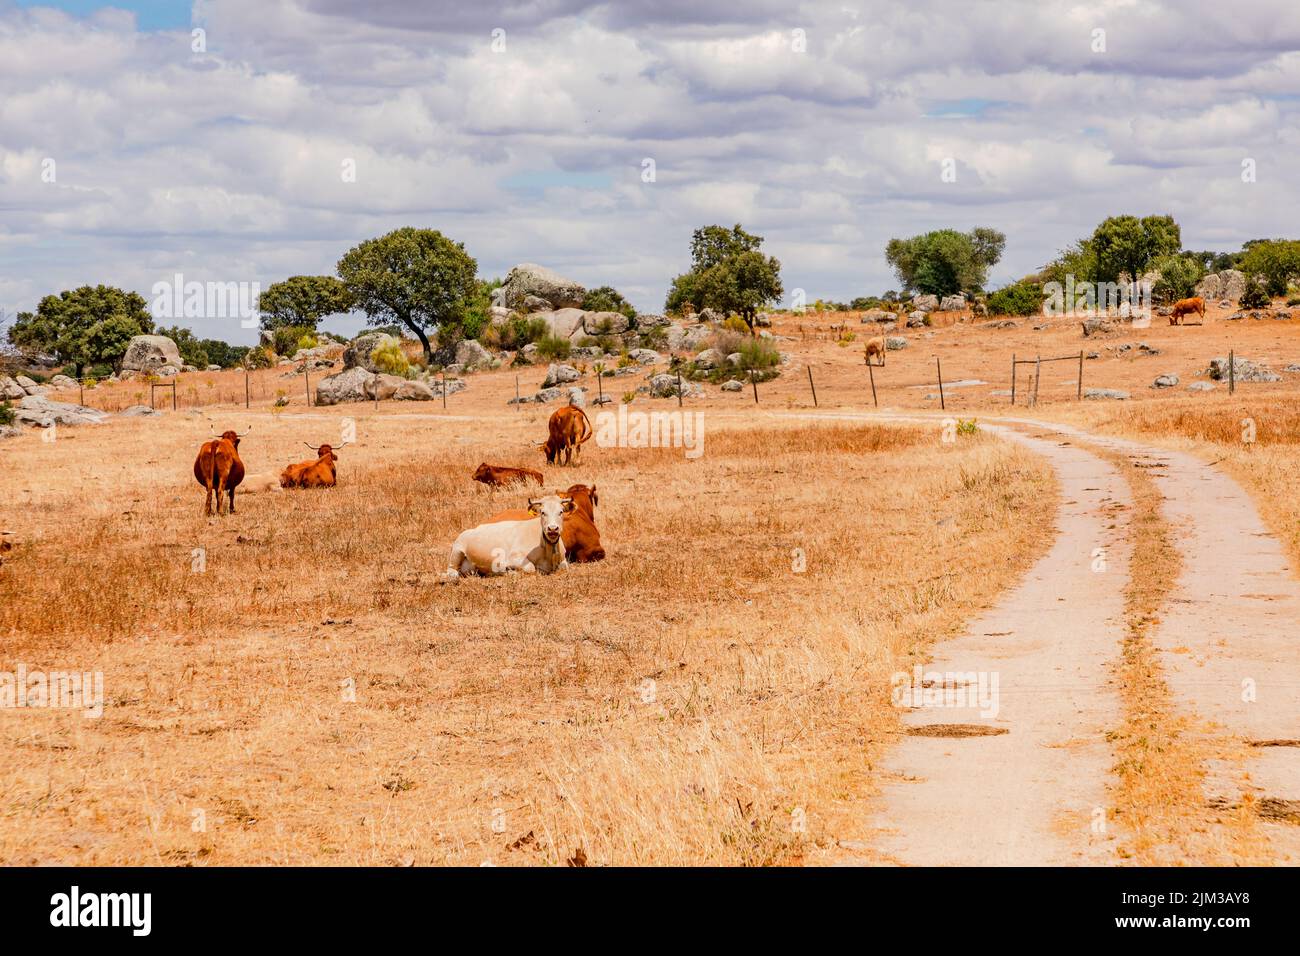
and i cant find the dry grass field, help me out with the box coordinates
[0,402,1054,865]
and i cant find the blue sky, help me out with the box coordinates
[13,0,192,30]
[2,0,1299,345]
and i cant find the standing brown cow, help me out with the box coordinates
[543,405,593,466]
[1169,297,1206,325]
[193,429,248,516]
[281,443,346,488]
[484,483,605,562]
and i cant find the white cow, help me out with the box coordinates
[445,494,574,578]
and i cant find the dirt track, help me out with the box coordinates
[802,411,1300,865]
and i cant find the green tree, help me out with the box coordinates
[1237,240,1300,296]
[258,275,354,331]
[156,325,210,368]
[665,224,783,332]
[581,285,637,320]
[1089,214,1181,283]
[6,285,155,374]
[986,280,1044,316]
[1150,253,1204,303]
[337,228,479,364]
[884,228,1005,296]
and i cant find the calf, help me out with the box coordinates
[281,443,346,488]
[445,494,574,578]
[1170,297,1205,325]
[193,429,248,516]
[473,462,544,488]
[485,483,605,562]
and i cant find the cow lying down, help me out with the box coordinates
[445,494,574,579]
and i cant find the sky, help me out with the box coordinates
[2,0,1299,344]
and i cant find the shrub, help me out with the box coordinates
[484,315,550,351]
[708,329,748,357]
[243,346,274,370]
[1151,253,1204,302]
[581,286,637,320]
[1239,277,1271,310]
[370,339,411,377]
[271,325,316,357]
[986,281,1043,316]
[621,391,636,404]
[638,325,668,351]
[721,315,750,334]
[0,401,13,427]
[957,418,979,436]
[736,337,781,371]
[88,363,113,379]
[534,334,571,361]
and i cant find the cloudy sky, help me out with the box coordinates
[2,0,1298,343]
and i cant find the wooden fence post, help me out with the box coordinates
[1077,350,1084,400]
[1010,353,1016,405]
[749,368,758,404]
[442,373,447,409]
[304,366,311,407]
[1033,355,1042,407]
[807,365,818,407]
[867,361,877,408]
[515,374,520,410]
[1229,349,1235,395]
[245,366,250,409]
[936,356,945,411]
[676,371,683,408]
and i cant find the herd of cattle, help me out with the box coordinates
[192,403,602,579]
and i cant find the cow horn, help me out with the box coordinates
[304,442,318,449]
[336,441,350,449]
[238,426,253,437]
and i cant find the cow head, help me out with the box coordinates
[305,441,343,462]
[541,439,560,465]
[218,430,241,449]
[565,484,597,510]
[473,463,492,482]
[527,495,574,545]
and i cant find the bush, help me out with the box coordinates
[0,401,13,427]
[721,315,750,334]
[370,340,411,377]
[736,337,781,371]
[271,325,316,357]
[484,315,550,352]
[581,286,636,320]
[1286,296,1300,307]
[1151,253,1204,302]
[243,346,274,370]
[88,363,113,379]
[1239,277,1271,310]
[534,334,571,361]
[986,281,1043,316]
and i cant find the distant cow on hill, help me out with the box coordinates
[486,483,605,563]
[281,443,346,488]
[1170,297,1205,325]
[473,463,544,488]
[543,405,592,466]
[193,428,248,516]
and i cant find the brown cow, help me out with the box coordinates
[473,463,544,488]
[543,404,592,466]
[193,428,248,516]
[1170,297,1205,325]
[281,443,345,488]
[864,335,887,366]
[484,483,605,562]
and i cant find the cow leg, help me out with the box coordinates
[216,475,228,516]
[204,483,214,517]
[228,486,237,514]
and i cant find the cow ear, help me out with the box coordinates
[561,497,575,513]
[527,498,541,514]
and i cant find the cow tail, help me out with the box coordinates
[577,408,594,446]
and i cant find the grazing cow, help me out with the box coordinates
[543,405,592,466]
[864,335,886,366]
[193,429,248,516]
[1170,297,1206,325]
[281,443,345,488]
[473,462,544,488]
[485,483,605,562]
[445,494,574,578]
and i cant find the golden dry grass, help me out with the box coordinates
[0,406,1054,865]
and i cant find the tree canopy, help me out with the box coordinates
[6,285,155,374]
[258,275,354,331]
[337,228,479,364]
[665,224,783,332]
[884,227,1005,296]
[1089,214,1181,283]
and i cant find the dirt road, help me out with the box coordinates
[801,411,1300,865]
